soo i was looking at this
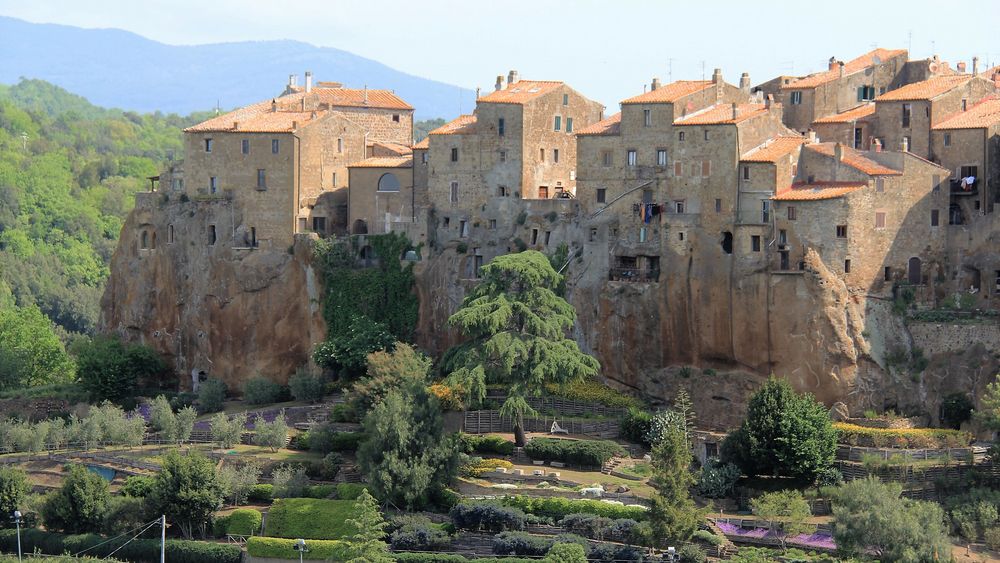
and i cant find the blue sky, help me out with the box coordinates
[1,0,998,110]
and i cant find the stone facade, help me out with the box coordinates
[347,156,416,236]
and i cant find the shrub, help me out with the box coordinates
[696,458,741,498]
[307,452,342,481]
[524,437,625,467]
[559,513,639,543]
[41,465,111,534]
[692,529,725,546]
[450,502,526,532]
[305,429,366,453]
[545,379,643,409]
[620,407,653,445]
[242,376,284,405]
[429,383,465,411]
[461,457,514,478]
[223,508,262,535]
[588,543,645,562]
[330,402,359,423]
[101,496,149,536]
[941,393,974,430]
[246,536,349,560]
[304,484,337,499]
[499,496,647,521]
[460,433,516,456]
[271,464,309,498]
[493,531,555,556]
[389,515,453,551]
[289,370,324,403]
[833,422,972,449]
[335,483,368,500]
[678,544,707,563]
[197,378,226,414]
[266,498,360,540]
[0,466,30,527]
[119,475,154,498]
[248,483,273,502]
[986,527,1000,551]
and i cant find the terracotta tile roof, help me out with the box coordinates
[804,143,902,176]
[782,49,907,90]
[812,103,876,124]
[876,75,971,101]
[772,181,867,201]
[575,112,621,136]
[477,80,563,104]
[412,137,429,150]
[428,114,478,135]
[369,141,413,156]
[741,136,807,162]
[185,100,321,133]
[673,103,767,126]
[620,80,713,105]
[348,156,413,168]
[285,85,413,110]
[932,96,1000,129]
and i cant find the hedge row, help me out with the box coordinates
[524,437,626,468]
[451,502,527,532]
[266,498,360,539]
[461,457,514,478]
[246,536,349,560]
[215,508,262,536]
[498,496,648,521]
[833,422,973,449]
[460,433,516,456]
[0,529,241,563]
[246,482,362,503]
[393,555,536,563]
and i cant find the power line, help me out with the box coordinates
[71,517,162,558]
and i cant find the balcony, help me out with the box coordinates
[950,179,978,196]
[609,268,660,282]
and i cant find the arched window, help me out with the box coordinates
[151,231,157,249]
[377,173,400,192]
[353,219,368,234]
[140,230,149,249]
[908,257,922,285]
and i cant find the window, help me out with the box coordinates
[241,139,250,154]
[208,225,217,245]
[312,217,326,233]
[674,200,685,214]
[531,228,539,245]
[272,139,279,153]
[996,270,1000,291]
[962,98,968,111]
[377,173,400,192]
[643,109,652,127]
[332,172,337,187]
[460,220,468,237]
[539,148,545,161]
[701,160,711,177]
[209,176,218,194]
[601,150,612,167]
[250,227,257,247]
[674,162,683,177]
[678,232,685,241]
[489,219,497,229]
[337,138,343,153]
[742,166,750,180]
[566,118,573,133]
[450,181,459,202]
[596,188,607,203]
[451,148,459,162]
[875,211,886,229]
[790,91,802,105]
[943,133,951,147]
[168,225,174,244]
[657,149,667,166]
[778,229,787,246]
[678,131,685,141]
[836,225,847,238]
[498,118,505,136]
[857,86,875,101]
[704,130,709,141]
[421,152,428,164]
[443,217,450,228]
[884,266,892,281]
[554,115,561,131]
[545,231,551,245]
[787,206,797,220]
[563,94,569,105]
[751,235,761,252]
[590,228,598,242]
[474,254,484,277]
[715,198,722,213]
[499,150,507,162]
[844,259,851,273]
[876,178,885,192]
[539,186,549,199]
[902,103,911,128]
[931,209,939,226]
[902,136,911,151]
[554,149,559,163]
[497,185,508,197]
[761,200,770,223]
[257,169,266,189]
[205,138,213,152]
[627,150,637,167]
[392,114,400,122]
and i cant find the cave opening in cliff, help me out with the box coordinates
[721,231,733,254]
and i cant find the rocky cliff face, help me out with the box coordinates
[100,193,326,391]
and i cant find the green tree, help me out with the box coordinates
[750,490,814,550]
[941,392,973,430]
[252,412,288,452]
[356,380,458,510]
[149,395,178,441]
[645,423,701,546]
[313,316,396,375]
[218,461,261,506]
[343,488,392,563]
[722,376,836,482]
[975,375,1000,433]
[350,342,431,413]
[544,542,588,563]
[211,412,247,449]
[0,304,75,389]
[73,336,165,403]
[174,406,196,443]
[197,378,227,413]
[444,251,599,445]
[0,466,30,528]
[148,451,224,539]
[288,369,324,403]
[41,465,111,533]
[832,477,950,563]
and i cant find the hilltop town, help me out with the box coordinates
[101,50,1000,423]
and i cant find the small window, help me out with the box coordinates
[678,131,686,141]
[674,200,685,214]
[250,227,257,247]
[674,162,683,177]
[836,225,847,238]
[995,270,1000,291]
[788,206,797,220]
[257,169,266,189]
[500,150,507,162]
[743,166,750,180]
[902,103,911,128]
[876,178,885,192]
[531,228,539,245]
[450,181,459,203]
[544,231,551,245]
[443,217,450,228]
[460,220,468,237]
[497,185,508,197]
[678,232,684,241]
[761,200,770,223]
[643,109,652,127]
[962,98,968,111]
[627,150,637,167]
[875,211,886,229]
[702,160,711,177]
[751,235,761,252]
[589,228,598,242]
[778,229,787,245]
[168,225,174,244]
[451,148,459,162]
[844,259,851,273]
[272,139,279,153]
[563,93,569,105]
[601,150,612,167]
[312,217,326,233]
[943,133,951,147]
[566,118,573,133]
[392,114,400,122]
[489,219,497,229]
[554,115,562,131]
[790,91,802,105]
[498,118,505,136]
[205,138,213,152]
[596,188,607,203]
[884,266,892,281]
[337,138,343,153]
[554,149,559,163]
[209,176,218,194]
[241,139,250,155]
[332,172,337,187]
[540,148,545,162]
[539,186,549,199]
[657,149,667,166]
[421,152,428,164]
[704,130,709,141]
[931,209,939,226]
[715,198,722,213]
[208,225,217,245]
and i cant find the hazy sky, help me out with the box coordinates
[2,0,998,110]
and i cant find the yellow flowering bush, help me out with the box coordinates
[834,422,972,449]
[544,379,644,409]
[461,458,514,478]
[429,383,465,411]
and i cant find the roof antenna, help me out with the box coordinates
[215,99,221,115]
[668,58,674,83]
[364,84,368,105]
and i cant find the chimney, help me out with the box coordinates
[364,85,368,105]
[712,68,723,84]
[834,142,844,162]
[739,72,751,91]
[651,77,661,91]
[495,75,505,91]
[807,130,817,143]
[508,70,519,85]
[957,61,967,73]
[765,93,774,109]
[476,87,481,98]
[288,74,297,89]
[839,61,845,78]
[292,120,299,130]
[731,102,739,120]
[304,71,313,93]
[271,99,277,112]
[973,56,980,75]
[828,57,837,70]
[872,138,882,153]
[233,121,239,130]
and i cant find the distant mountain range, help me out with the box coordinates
[0,16,475,119]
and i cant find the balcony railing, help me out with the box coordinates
[609,268,660,282]
[950,179,978,196]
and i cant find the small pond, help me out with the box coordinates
[85,465,116,482]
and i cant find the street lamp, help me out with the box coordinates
[13,510,22,563]
[666,546,677,562]
[293,538,308,563]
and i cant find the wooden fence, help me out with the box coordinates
[836,444,985,463]
[463,410,620,438]
[485,392,630,419]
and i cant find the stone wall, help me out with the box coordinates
[909,320,1000,357]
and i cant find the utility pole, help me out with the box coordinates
[13,510,22,563]
[161,514,166,563]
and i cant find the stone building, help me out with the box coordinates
[347,155,416,237]
[180,75,414,248]
[930,96,1000,219]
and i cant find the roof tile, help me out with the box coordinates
[812,103,876,124]
[477,80,564,104]
[674,103,767,126]
[876,75,972,101]
[428,114,478,135]
[575,112,621,136]
[741,136,806,162]
[933,96,1000,129]
[772,182,867,201]
[783,49,907,90]
[620,81,713,105]
[804,143,901,176]
[348,156,413,168]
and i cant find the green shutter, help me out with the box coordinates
[554,116,561,131]
[566,118,573,133]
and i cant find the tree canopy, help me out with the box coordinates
[148,451,225,539]
[0,302,75,389]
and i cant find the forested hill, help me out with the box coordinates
[0,78,212,338]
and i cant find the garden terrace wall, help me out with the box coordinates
[835,459,993,488]
[484,392,630,419]
[836,444,985,463]
[463,410,620,438]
